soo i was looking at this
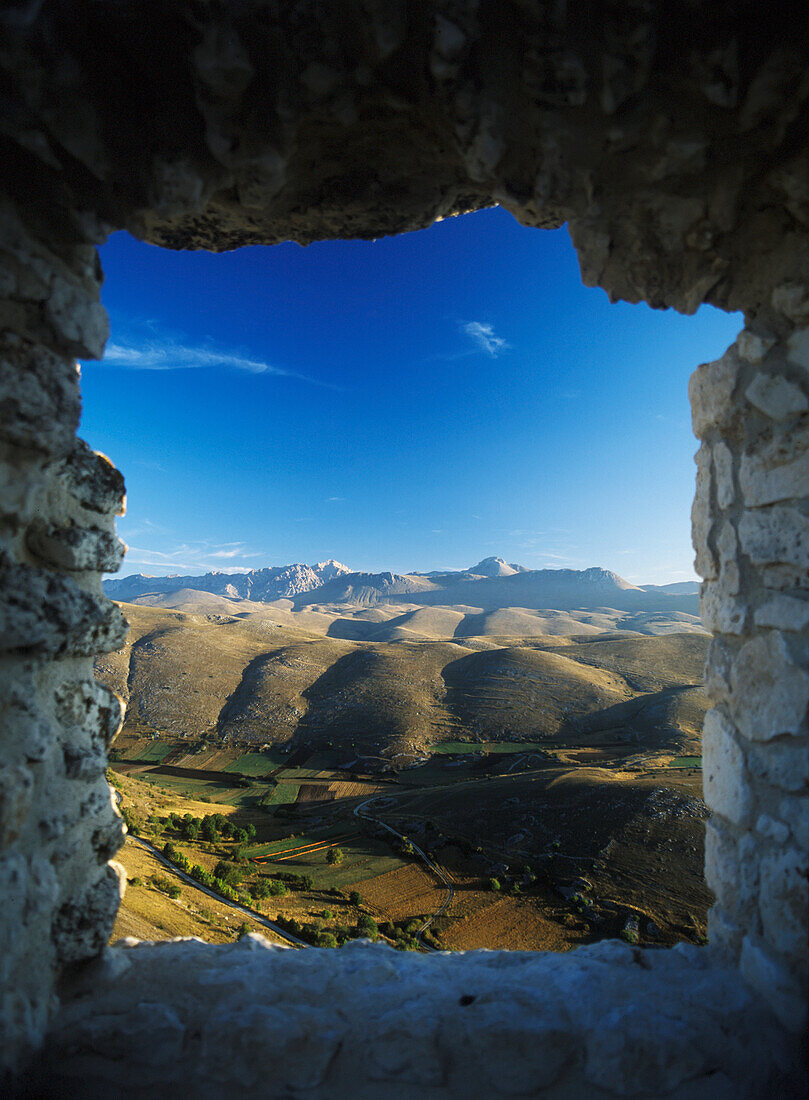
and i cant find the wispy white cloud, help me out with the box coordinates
[104,338,325,384]
[462,321,509,357]
[120,539,264,575]
[326,496,346,503]
[96,319,338,388]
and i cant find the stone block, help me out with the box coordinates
[713,442,735,508]
[689,349,740,438]
[704,820,739,910]
[692,444,718,579]
[786,327,809,372]
[740,936,808,1033]
[759,846,808,964]
[700,581,747,634]
[54,678,124,747]
[738,506,809,569]
[745,372,808,419]
[706,906,743,965]
[703,709,753,826]
[0,552,128,658]
[43,273,108,360]
[0,764,34,847]
[736,331,774,364]
[730,631,809,741]
[704,636,735,705]
[584,1003,706,1096]
[51,862,126,965]
[26,520,126,573]
[780,792,809,852]
[739,425,809,507]
[0,338,80,455]
[746,738,809,793]
[772,283,809,326]
[754,595,809,631]
[755,813,790,845]
[56,439,125,516]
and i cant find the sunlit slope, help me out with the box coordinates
[442,646,635,739]
[128,588,705,639]
[101,604,709,760]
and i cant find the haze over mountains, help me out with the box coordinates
[105,556,700,616]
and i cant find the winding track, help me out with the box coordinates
[354,796,455,945]
[126,835,311,949]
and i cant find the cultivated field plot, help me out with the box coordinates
[441,894,576,952]
[223,751,289,775]
[431,741,549,754]
[250,832,406,891]
[358,864,445,922]
[135,771,274,808]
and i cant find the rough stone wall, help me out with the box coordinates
[692,309,809,1032]
[30,937,807,1098]
[0,0,807,1088]
[0,197,128,1072]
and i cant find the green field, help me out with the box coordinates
[254,835,405,891]
[431,741,549,755]
[119,739,174,763]
[245,824,348,859]
[668,756,702,769]
[137,772,274,807]
[259,782,301,807]
[223,751,288,776]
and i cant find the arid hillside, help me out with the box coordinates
[97,601,708,768]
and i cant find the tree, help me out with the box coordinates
[326,846,344,865]
[488,877,501,892]
[214,860,245,887]
[348,890,362,906]
[236,922,251,939]
[200,817,218,843]
[356,914,379,941]
[268,880,287,897]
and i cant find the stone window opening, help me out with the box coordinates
[1,4,806,1095]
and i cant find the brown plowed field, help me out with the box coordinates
[296,783,336,802]
[442,895,579,952]
[328,780,385,799]
[358,863,445,922]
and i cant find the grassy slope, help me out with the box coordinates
[101,604,708,763]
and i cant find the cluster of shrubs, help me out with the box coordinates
[378,916,431,951]
[274,911,379,949]
[150,875,181,899]
[487,864,537,895]
[161,812,257,845]
[161,841,294,907]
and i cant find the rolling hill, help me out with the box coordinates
[97,602,708,768]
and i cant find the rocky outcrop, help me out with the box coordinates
[103,560,352,602]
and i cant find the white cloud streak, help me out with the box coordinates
[462,321,509,356]
[100,332,336,388]
[120,539,264,575]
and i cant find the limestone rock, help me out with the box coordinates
[0,552,128,657]
[56,439,125,516]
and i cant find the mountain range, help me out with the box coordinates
[104,556,700,612]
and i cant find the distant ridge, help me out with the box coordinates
[105,558,698,616]
[104,560,352,602]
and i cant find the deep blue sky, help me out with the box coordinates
[80,206,741,584]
